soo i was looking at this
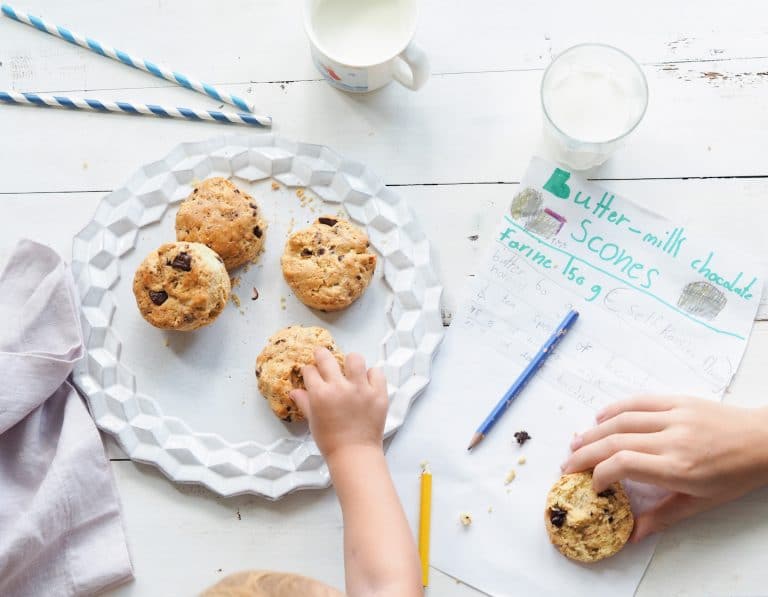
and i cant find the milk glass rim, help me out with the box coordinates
[540,43,649,147]
[303,0,420,68]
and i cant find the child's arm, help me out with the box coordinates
[562,395,768,541]
[291,349,422,597]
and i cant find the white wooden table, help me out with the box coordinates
[3,2,768,595]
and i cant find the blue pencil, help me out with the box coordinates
[467,309,579,450]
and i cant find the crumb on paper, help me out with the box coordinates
[271,181,280,191]
[505,469,516,485]
[82,161,88,170]
[231,293,241,308]
[251,287,259,301]
[514,430,531,446]
[280,296,287,311]
[487,505,493,513]
[230,276,241,288]
[518,456,527,465]
[459,512,472,526]
[296,188,305,199]
[164,337,170,347]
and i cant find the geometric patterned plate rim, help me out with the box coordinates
[71,133,444,499]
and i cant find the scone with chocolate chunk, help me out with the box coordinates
[255,326,345,422]
[133,241,230,331]
[545,471,634,562]
[176,177,266,270]
[281,216,376,312]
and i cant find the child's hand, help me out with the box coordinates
[562,395,768,541]
[290,348,388,462]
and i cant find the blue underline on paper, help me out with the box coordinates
[501,216,746,341]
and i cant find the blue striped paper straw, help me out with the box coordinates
[0,91,270,127]
[1,3,264,118]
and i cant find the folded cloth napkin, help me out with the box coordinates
[0,240,133,596]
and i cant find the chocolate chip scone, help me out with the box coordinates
[175,177,266,270]
[132,241,230,331]
[255,326,345,422]
[545,471,634,563]
[281,216,376,312]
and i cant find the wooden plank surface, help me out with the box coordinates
[1,59,767,194]
[1,0,768,90]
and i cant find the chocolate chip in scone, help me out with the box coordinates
[193,188,198,193]
[608,516,614,523]
[149,290,168,305]
[301,248,313,257]
[255,368,261,378]
[549,507,567,528]
[317,248,326,255]
[249,202,258,210]
[338,255,343,261]
[234,189,240,194]
[598,488,615,498]
[514,430,531,446]
[318,217,337,227]
[253,226,263,238]
[169,252,192,271]
[289,366,304,388]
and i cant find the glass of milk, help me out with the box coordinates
[540,44,648,170]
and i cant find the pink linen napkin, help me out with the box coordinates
[0,240,133,596]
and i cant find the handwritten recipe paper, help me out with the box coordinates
[388,157,763,597]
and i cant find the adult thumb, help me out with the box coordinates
[632,493,715,542]
[290,389,311,420]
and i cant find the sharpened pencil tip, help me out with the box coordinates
[467,433,483,451]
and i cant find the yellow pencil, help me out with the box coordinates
[418,465,432,587]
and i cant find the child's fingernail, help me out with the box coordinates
[560,460,569,472]
[570,435,583,450]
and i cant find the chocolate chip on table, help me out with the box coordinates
[318,217,337,227]
[597,488,615,498]
[253,226,263,238]
[149,290,168,305]
[549,507,567,528]
[251,287,259,301]
[301,248,313,256]
[513,430,531,446]
[169,252,192,271]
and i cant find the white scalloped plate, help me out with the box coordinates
[71,134,443,499]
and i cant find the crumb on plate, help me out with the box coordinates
[518,456,527,465]
[505,469,516,485]
[460,513,472,526]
